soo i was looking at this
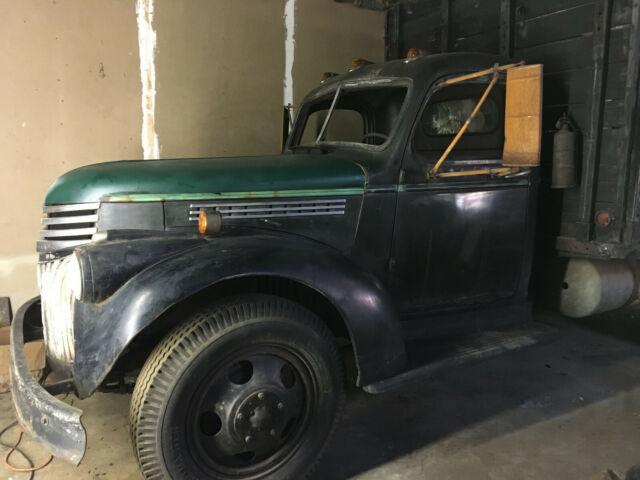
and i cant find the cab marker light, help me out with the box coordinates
[349,58,372,72]
[321,72,338,83]
[404,47,425,62]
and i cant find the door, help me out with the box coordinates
[389,80,533,315]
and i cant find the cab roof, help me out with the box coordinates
[303,52,510,102]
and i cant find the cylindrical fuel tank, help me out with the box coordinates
[552,114,577,189]
[560,258,635,318]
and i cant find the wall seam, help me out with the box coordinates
[136,0,159,159]
[284,0,296,112]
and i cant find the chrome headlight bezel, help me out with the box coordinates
[37,252,84,367]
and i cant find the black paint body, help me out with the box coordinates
[61,53,539,397]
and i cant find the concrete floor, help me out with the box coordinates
[1,311,640,479]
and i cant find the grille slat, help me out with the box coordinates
[188,199,347,222]
[39,203,99,253]
[42,214,98,225]
[39,227,97,238]
[43,202,100,214]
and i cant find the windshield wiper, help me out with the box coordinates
[315,86,341,144]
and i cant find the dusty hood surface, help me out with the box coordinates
[45,154,367,204]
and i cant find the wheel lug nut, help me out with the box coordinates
[270,429,276,437]
[258,392,265,400]
[277,402,284,409]
[245,435,252,443]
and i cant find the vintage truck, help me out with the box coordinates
[9,43,634,479]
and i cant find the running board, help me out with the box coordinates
[363,324,555,394]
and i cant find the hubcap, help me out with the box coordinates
[187,350,311,474]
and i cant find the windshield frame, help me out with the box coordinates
[287,78,413,152]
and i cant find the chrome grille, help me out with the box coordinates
[38,203,99,253]
[188,199,347,221]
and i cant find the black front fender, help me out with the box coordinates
[73,233,406,397]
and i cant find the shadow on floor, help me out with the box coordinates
[313,311,640,479]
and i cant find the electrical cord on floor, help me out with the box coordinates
[4,428,53,475]
[0,421,36,479]
[0,370,56,478]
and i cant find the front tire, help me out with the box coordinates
[129,294,344,480]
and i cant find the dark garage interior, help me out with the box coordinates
[1,0,639,478]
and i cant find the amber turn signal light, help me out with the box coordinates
[321,72,338,82]
[349,58,372,72]
[198,209,223,235]
[405,48,424,62]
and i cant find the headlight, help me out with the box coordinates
[66,252,83,301]
[37,252,83,368]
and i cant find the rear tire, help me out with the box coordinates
[129,294,344,480]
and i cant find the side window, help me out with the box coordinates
[414,83,505,162]
[422,98,500,136]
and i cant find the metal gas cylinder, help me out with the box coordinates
[552,113,577,188]
[559,259,635,318]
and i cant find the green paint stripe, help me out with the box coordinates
[104,187,365,202]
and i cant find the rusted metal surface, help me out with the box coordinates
[9,297,86,465]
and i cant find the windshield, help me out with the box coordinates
[293,86,408,148]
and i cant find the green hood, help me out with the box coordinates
[44,154,367,204]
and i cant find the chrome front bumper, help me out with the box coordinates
[9,297,86,465]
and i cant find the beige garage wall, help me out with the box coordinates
[0,0,383,310]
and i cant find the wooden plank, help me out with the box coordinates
[543,68,594,105]
[452,29,500,52]
[595,183,618,202]
[605,60,629,98]
[515,0,594,21]
[451,0,501,37]
[561,189,582,223]
[608,24,631,62]
[621,0,640,243]
[403,0,442,18]
[385,5,401,60]
[575,0,613,240]
[611,0,633,26]
[504,64,544,166]
[514,35,594,73]
[514,3,594,49]
[441,0,451,51]
[402,9,444,37]
[401,8,444,53]
[500,0,514,57]
[602,99,627,126]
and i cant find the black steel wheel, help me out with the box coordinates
[130,294,344,480]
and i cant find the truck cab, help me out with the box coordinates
[11,52,545,480]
